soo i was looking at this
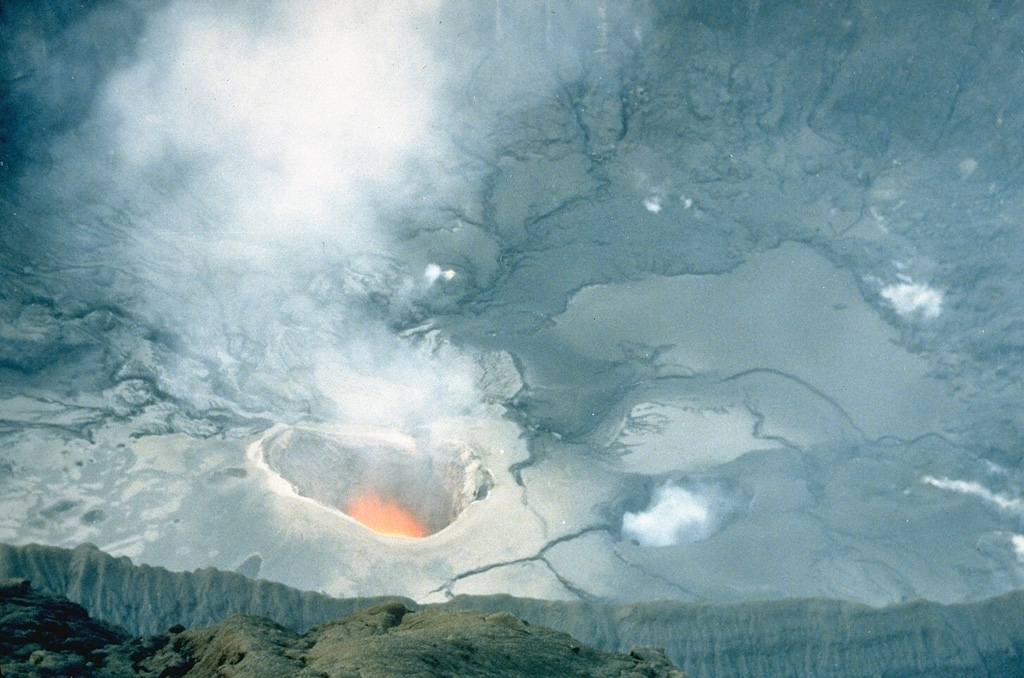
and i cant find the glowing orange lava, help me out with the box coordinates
[345,494,428,539]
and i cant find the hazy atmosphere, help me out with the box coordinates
[3,0,1024,610]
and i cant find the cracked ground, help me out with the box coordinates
[3,1,1024,608]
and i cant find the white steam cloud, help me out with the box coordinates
[11,0,652,433]
[880,279,943,319]
[21,0,495,430]
[1014,535,1024,563]
[622,484,716,547]
[313,329,482,429]
[100,0,446,257]
[922,476,1024,515]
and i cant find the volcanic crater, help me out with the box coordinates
[254,425,493,538]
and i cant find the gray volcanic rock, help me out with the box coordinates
[157,603,682,678]
[446,594,1024,678]
[0,581,684,678]
[0,542,396,636]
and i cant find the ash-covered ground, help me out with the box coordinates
[3,0,1024,606]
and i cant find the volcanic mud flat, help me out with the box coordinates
[6,0,1024,624]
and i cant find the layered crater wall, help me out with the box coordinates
[253,425,492,538]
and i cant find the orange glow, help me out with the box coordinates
[345,494,428,539]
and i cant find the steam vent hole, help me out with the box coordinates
[261,425,492,538]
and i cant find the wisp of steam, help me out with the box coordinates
[14,0,494,434]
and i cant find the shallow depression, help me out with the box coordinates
[253,425,492,538]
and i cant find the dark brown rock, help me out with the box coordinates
[289,602,685,677]
[0,577,128,677]
[1,583,685,677]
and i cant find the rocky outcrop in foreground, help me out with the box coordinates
[0,578,683,677]
[0,578,127,676]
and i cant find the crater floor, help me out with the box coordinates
[3,0,1024,607]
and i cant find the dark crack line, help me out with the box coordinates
[608,544,700,599]
[537,555,604,603]
[428,525,610,600]
[718,367,871,441]
[743,400,802,451]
